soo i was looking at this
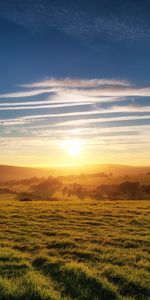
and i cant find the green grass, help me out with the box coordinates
[0,198,149,299]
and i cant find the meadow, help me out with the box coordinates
[0,197,150,300]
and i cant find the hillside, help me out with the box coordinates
[0,164,150,181]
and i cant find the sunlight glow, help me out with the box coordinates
[59,139,82,157]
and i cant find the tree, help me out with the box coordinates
[118,181,142,199]
[31,176,62,199]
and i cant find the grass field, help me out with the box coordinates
[0,197,150,300]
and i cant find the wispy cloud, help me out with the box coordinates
[21,78,130,88]
[0,102,91,111]
[0,78,150,109]
[0,89,54,98]
[1,1,150,42]
[0,105,150,125]
[52,115,150,127]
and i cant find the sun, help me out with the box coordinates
[59,139,82,157]
[67,140,81,156]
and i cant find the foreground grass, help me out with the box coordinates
[0,198,150,299]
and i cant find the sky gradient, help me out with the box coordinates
[0,0,150,166]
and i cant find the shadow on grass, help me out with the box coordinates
[33,257,119,300]
[102,266,150,299]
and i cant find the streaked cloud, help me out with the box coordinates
[0,77,150,166]
[52,115,150,127]
[0,88,54,98]
[0,78,150,102]
[0,104,150,126]
[21,78,130,88]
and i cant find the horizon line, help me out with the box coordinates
[0,162,150,169]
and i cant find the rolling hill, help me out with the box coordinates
[0,164,150,181]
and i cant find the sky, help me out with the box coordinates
[0,0,150,167]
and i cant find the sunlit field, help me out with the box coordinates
[0,197,150,300]
[1,0,150,299]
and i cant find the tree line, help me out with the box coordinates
[15,176,150,201]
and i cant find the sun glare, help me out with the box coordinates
[67,141,81,156]
[59,139,82,157]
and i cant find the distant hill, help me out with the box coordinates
[0,165,53,181]
[0,164,150,182]
[59,164,150,176]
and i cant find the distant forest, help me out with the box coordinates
[0,173,150,201]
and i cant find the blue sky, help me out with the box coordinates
[0,0,150,166]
